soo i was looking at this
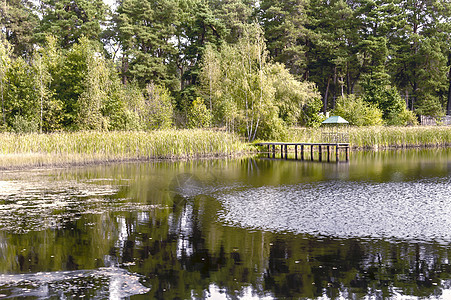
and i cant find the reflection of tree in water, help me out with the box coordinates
[2,159,451,298]
[103,184,451,299]
[262,238,450,299]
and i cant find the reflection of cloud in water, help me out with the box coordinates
[217,178,451,244]
[0,267,150,298]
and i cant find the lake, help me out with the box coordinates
[0,149,450,299]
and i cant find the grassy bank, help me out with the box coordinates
[0,129,248,169]
[287,126,451,149]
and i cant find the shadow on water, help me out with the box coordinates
[0,148,450,298]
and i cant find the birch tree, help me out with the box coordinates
[0,37,12,128]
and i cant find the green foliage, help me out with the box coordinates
[0,37,12,129]
[143,83,174,130]
[299,96,326,127]
[116,0,181,89]
[414,94,445,118]
[1,0,450,137]
[11,115,38,134]
[36,0,108,48]
[332,94,383,126]
[76,51,110,130]
[269,63,321,126]
[0,0,39,57]
[4,57,39,129]
[259,0,308,74]
[362,81,415,125]
[200,24,320,140]
[188,97,212,129]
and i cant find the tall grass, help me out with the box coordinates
[0,129,247,169]
[287,126,451,149]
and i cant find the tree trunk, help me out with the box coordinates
[405,90,409,108]
[1,78,4,126]
[346,62,351,95]
[412,81,417,111]
[447,58,451,115]
[121,54,129,85]
[447,73,451,115]
[324,76,331,113]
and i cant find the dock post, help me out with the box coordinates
[311,145,314,161]
[295,145,298,160]
[285,144,288,160]
[336,145,339,161]
[318,145,322,162]
[281,144,284,159]
[327,145,330,162]
[301,145,304,161]
[272,144,275,158]
[346,146,349,161]
[267,144,270,158]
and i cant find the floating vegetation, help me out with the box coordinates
[0,177,162,233]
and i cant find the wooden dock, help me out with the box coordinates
[255,142,350,162]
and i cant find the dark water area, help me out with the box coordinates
[0,149,451,299]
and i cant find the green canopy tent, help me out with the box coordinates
[321,116,349,143]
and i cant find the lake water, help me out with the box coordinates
[0,149,451,299]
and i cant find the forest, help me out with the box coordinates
[1,0,451,141]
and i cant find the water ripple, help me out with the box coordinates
[217,178,451,244]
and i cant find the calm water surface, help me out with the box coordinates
[0,149,451,299]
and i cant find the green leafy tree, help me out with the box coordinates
[76,51,109,130]
[305,0,357,111]
[208,0,253,43]
[187,97,212,128]
[179,0,226,90]
[269,62,321,126]
[0,36,12,129]
[362,81,416,125]
[143,82,174,129]
[259,0,308,76]
[115,0,181,89]
[0,0,38,57]
[389,0,450,113]
[332,94,383,126]
[200,24,320,140]
[36,0,108,48]
[4,56,39,132]
[32,48,56,133]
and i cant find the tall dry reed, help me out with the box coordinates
[0,129,247,168]
[286,126,451,149]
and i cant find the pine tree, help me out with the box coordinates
[36,0,108,48]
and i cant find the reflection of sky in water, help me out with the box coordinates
[0,267,149,298]
[217,178,451,244]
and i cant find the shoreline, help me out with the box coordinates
[2,126,451,171]
[0,152,251,172]
[2,144,451,172]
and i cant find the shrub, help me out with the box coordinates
[332,95,383,126]
[187,97,212,128]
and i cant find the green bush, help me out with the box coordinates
[414,94,445,118]
[12,115,38,134]
[332,95,383,126]
[187,97,212,128]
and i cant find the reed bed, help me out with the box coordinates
[287,126,451,149]
[0,129,247,169]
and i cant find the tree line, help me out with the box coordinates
[1,0,450,140]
